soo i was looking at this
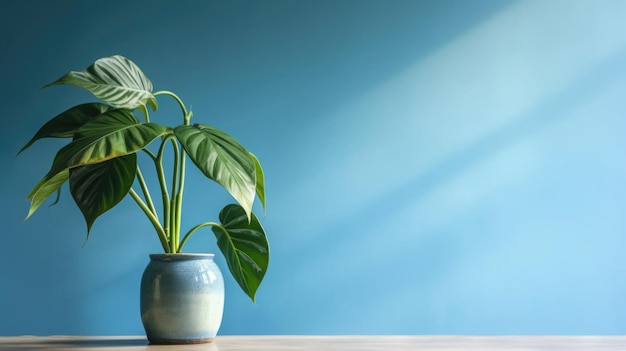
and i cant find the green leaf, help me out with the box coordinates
[174,124,256,220]
[70,154,137,234]
[249,152,266,213]
[212,204,269,302]
[25,169,69,220]
[19,103,111,155]
[42,109,167,183]
[45,55,157,111]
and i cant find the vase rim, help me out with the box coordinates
[149,253,215,260]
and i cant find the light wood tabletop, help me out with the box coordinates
[1,335,626,350]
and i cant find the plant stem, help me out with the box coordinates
[174,148,186,252]
[141,148,157,161]
[136,167,157,219]
[168,138,180,253]
[155,137,173,248]
[178,222,220,252]
[154,90,188,122]
[151,91,192,253]
[138,105,150,123]
[129,188,169,252]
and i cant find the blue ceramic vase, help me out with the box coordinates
[140,254,224,344]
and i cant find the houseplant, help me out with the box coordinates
[20,55,269,343]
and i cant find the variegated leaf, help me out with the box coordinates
[45,55,157,111]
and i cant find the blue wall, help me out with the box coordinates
[2,0,626,335]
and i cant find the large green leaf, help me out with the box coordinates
[249,152,266,213]
[45,55,157,111]
[174,124,256,220]
[19,103,111,155]
[25,169,69,220]
[41,109,167,184]
[212,204,269,302]
[70,154,137,234]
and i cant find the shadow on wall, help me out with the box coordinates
[264,0,626,334]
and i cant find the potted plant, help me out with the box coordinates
[19,55,269,344]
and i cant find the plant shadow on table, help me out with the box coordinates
[0,337,150,350]
[56,338,150,347]
[0,337,223,350]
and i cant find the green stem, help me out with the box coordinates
[151,90,192,252]
[136,167,157,218]
[129,188,169,252]
[178,222,220,252]
[174,151,186,252]
[141,105,150,123]
[154,90,189,124]
[168,139,180,253]
[155,137,173,248]
[142,148,157,161]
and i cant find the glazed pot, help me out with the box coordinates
[140,253,224,344]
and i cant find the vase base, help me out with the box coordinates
[148,337,214,345]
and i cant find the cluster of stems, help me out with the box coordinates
[126,91,216,253]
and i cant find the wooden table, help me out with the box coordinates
[1,335,626,350]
